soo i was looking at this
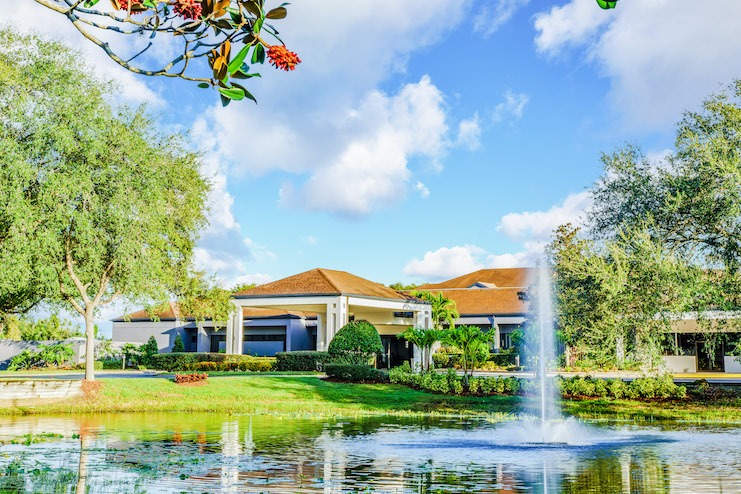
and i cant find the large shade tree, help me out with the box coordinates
[0,30,210,380]
[550,80,741,369]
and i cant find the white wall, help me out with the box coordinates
[663,355,696,373]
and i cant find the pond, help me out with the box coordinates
[0,413,740,493]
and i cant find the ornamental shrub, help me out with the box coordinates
[327,320,383,365]
[324,364,387,383]
[172,334,185,353]
[7,344,75,370]
[174,372,208,384]
[275,351,331,371]
[140,336,159,366]
[147,353,275,372]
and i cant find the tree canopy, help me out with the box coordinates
[0,29,210,379]
[550,80,741,369]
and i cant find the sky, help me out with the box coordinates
[8,0,741,332]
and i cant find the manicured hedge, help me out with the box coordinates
[432,352,517,369]
[147,353,275,372]
[390,364,524,395]
[556,375,686,400]
[275,351,331,371]
[324,364,388,383]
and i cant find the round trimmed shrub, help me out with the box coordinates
[328,320,383,365]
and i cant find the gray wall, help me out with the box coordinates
[0,338,86,370]
[112,316,317,356]
[111,320,190,353]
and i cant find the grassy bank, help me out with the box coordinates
[3,376,741,422]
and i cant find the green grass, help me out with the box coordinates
[2,376,520,418]
[3,376,741,422]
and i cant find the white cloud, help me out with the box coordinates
[497,191,592,241]
[404,245,486,280]
[474,0,531,38]
[493,91,529,123]
[533,0,609,56]
[302,236,318,245]
[405,191,593,280]
[282,76,449,216]
[243,237,277,262]
[415,181,431,199]
[456,114,482,150]
[533,0,741,129]
[193,0,476,217]
[231,273,274,287]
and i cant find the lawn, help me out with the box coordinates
[3,375,741,422]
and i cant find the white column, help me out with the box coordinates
[316,314,326,351]
[225,314,234,354]
[338,296,349,329]
[234,307,244,355]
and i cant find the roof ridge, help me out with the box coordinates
[315,268,340,291]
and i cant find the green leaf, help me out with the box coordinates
[83,0,101,6]
[218,86,246,101]
[197,82,210,89]
[230,82,257,103]
[228,45,251,75]
[142,0,156,7]
[595,0,618,9]
[242,1,262,18]
[265,7,287,19]
[231,71,261,80]
[220,94,231,107]
[251,43,265,64]
[253,16,264,34]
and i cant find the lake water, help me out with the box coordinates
[0,413,740,493]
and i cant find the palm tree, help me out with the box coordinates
[398,327,444,371]
[411,291,460,330]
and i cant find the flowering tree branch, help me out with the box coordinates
[33,0,301,105]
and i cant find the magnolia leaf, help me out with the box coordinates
[253,16,264,34]
[230,82,256,103]
[197,82,210,88]
[228,45,250,75]
[84,0,101,7]
[218,86,246,101]
[251,43,265,64]
[242,0,262,18]
[266,7,287,19]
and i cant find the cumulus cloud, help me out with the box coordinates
[405,192,593,280]
[456,114,482,150]
[415,181,431,199]
[474,0,531,38]
[493,91,529,123]
[404,245,486,280]
[193,0,478,217]
[281,76,447,216]
[497,191,592,240]
[533,0,741,129]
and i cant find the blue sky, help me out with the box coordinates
[10,0,741,329]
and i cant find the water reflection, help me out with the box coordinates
[0,414,739,493]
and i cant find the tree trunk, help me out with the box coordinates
[84,313,95,381]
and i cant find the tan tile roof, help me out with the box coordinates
[417,267,536,290]
[234,268,410,300]
[422,288,529,316]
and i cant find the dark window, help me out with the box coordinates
[245,334,285,342]
[190,335,197,344]
[393,311,414,319]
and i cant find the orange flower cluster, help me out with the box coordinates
[267,45,302,71]
[173,0,202,20]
